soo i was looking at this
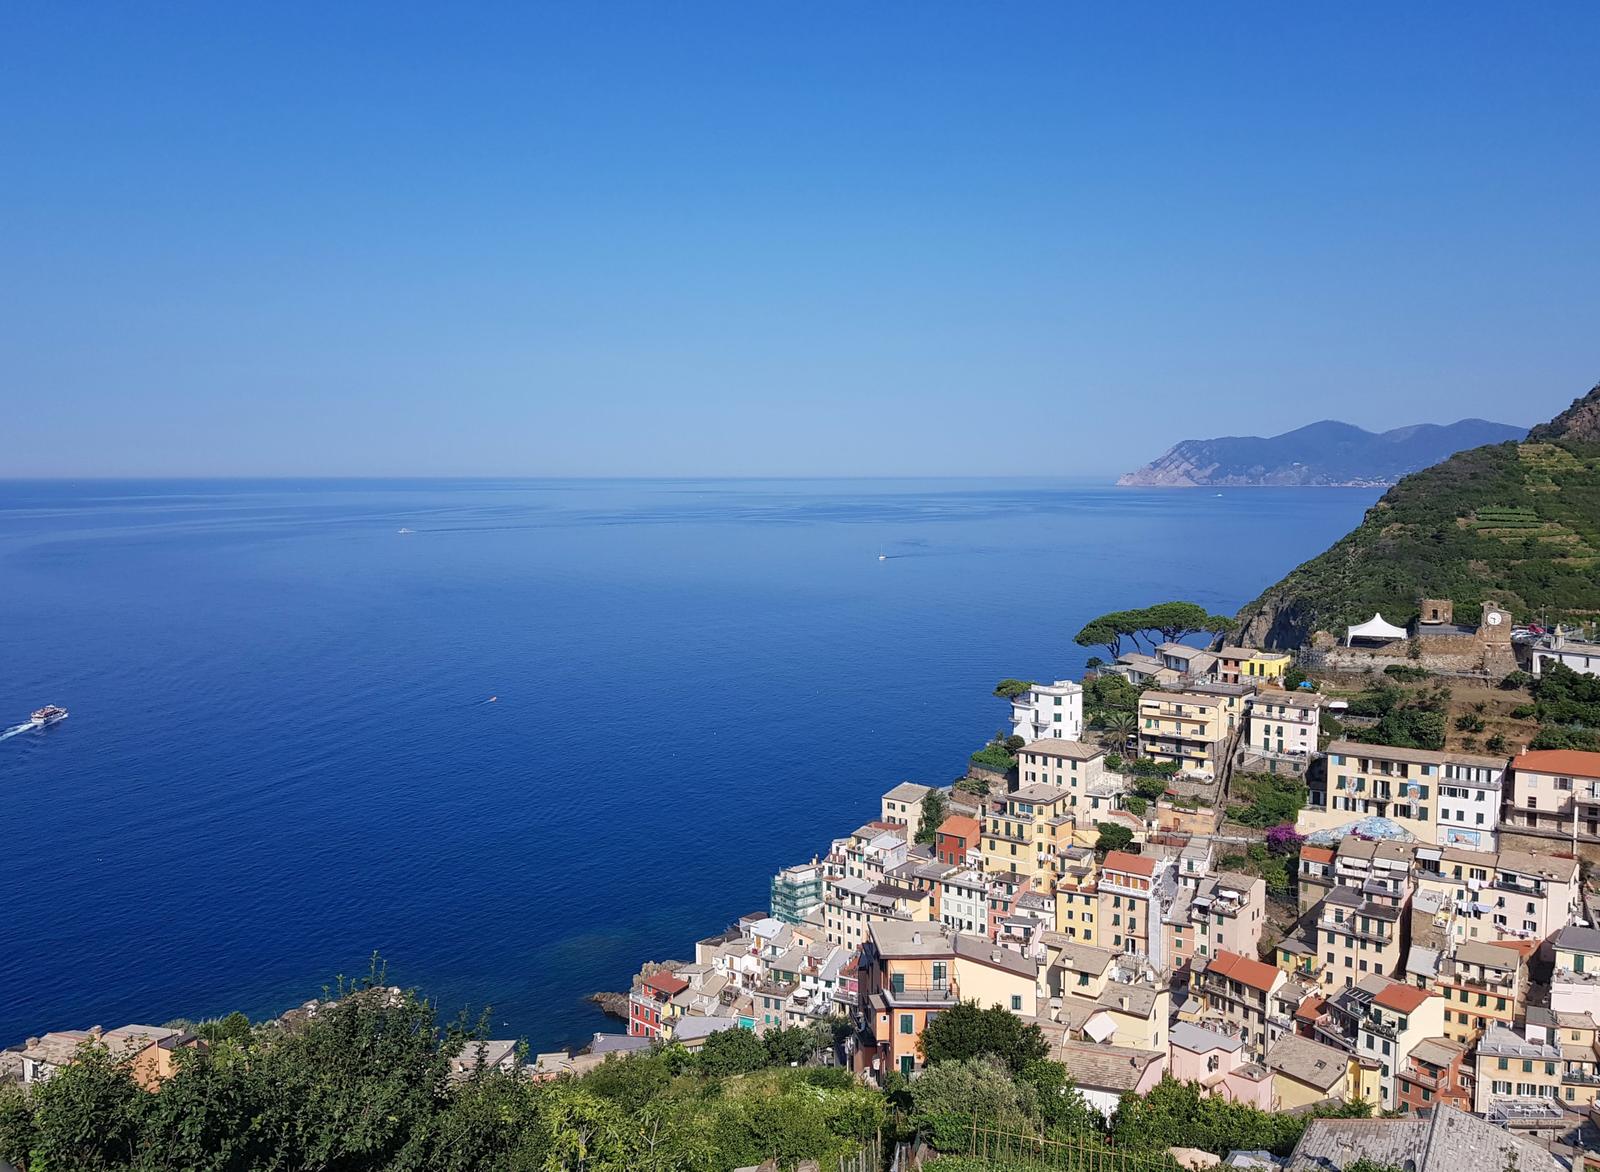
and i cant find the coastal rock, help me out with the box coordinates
[588,958,691,1021]
[586,991,631,1021]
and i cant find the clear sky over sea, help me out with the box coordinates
[3,3,1597,477]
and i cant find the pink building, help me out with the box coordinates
[1169,1022,1274,1109]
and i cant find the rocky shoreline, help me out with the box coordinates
[588,958,688,1022]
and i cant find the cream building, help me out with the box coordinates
[1017,739,1113,812]
[880,782,931,840]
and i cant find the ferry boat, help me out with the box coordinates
[30,705,68,727]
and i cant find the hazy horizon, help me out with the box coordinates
[3,3,1596,478]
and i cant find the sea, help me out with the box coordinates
[0,478,1379,1050]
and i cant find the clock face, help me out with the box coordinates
[1487,611,1503,626]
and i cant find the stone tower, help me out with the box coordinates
[1478,600,1513,644]
[1418,598,1454,626]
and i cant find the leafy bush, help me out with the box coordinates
[1383,664,1432,682]
[920,1002,1048,1075]
[1229,772,1307,828]
[911,1056,1036,1151]
[994,679,1035,699]
[1095,824,1134,854]
[970,744,1018,773]
[1124,795,1148,816]
[1265,824,1304,854]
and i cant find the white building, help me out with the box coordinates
[1436,754,1507,851]
[937,869,988,936]
[1245,691,1323,761]
[1011,680,1084,742]
[1528,629,1600,677]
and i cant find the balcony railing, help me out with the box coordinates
[883,982,958,1006]
[1561,1068,1600,1086]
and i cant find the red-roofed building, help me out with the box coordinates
[1297,845,1337,913]
[628,970,689,1038]
[1357,977,1445,1110]
[1190,948,1287,1059]
[1099,851,1163,959]
[1507,749,1600,846]
[1373,982,1431,1014]
[935,815,981,867]
[1293,995,1329,1037]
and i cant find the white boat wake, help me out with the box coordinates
[0,722,35,742]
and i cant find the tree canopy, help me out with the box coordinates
[914,789,949,845]
[1073,602,1231,659]
[918,1001,1048,1075]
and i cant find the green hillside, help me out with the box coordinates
[1235,382,1600,649]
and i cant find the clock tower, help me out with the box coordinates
[1479,601,1512,644]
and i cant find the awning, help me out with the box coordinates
[1084,1012,1118,1043]
[1346,613,1408,643]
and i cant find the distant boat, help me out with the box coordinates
[488,696,498,703]
[397,527,415,535]
[1213,493,1223,497]
[878,546,888,561]
[30,705,68,727]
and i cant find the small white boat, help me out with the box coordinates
[877,546,888,561]
[397,527,415,535]
[30,705,68,727]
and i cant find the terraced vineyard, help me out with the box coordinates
[1235,383,1600,648]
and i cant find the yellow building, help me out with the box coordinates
[1318,888,1405,990]
[1266,1032,1356,1109]
[1219,646,1293,684]
[1137,691,1230,779]
[982,782,1075,883]
[1433,940,1530,1045]
[1052,847,1100,945]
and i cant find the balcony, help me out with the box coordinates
[1561,1068,1600,1086]
[881,981,958,1007]
[1492,879,1544,897]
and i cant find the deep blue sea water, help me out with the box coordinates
[0,478,1378,1049]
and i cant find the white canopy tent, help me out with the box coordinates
[1345,613,1408,645]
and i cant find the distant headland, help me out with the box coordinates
[1117,418,1525,487]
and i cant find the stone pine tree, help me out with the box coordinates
[916,788,949,845]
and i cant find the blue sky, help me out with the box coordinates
[2,3,1597,477]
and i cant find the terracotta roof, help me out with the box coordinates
[1513,749,1600,778]
[1102,850,1156,877]
[643,971,689,997]
[1300,846,1334,864]
[1208,949,1281,993]
[1295,995,1328,1022]
[936,814,981,841]
[1373,983,1432,1014]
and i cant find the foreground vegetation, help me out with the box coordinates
[0,983,1376,1172]
[0,967,878,1172]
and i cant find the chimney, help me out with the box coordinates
[911,931,920,945]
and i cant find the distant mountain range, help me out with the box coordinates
[1235,381,1600,648]
[1116,418,1527,487]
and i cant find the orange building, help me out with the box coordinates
[935,815,981,866]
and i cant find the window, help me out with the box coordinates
[898,1014,913,1035]
[1011,995,1023,1011]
